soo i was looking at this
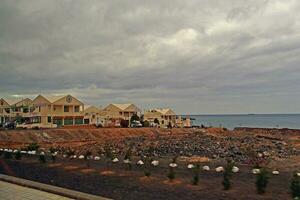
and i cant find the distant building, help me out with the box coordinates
[0,98,33,124]
[84,105,104,126]
[30,95,85,127]
[101,103,141,127]
[144,108,177,128]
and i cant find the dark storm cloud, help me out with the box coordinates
[1,0,300,114]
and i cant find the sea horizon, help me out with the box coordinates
[181,113,300,130]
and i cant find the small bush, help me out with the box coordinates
[66,149,75,159]
[49,148,57,163]
[84,150,92,168]
[256,168,269,194]
[222,162,234,190]
[104,146,113,168]
[39,154,46,163]
[27,143,39,151]
[15,151,22,160]
[291,172,300,199]
[124,149,132,170]
[168,168,175,181]
[192,164,200,185]
[143,120,150,127]
[51,154,56,163]
[167,156,178,182]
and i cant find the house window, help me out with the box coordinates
[48,116,52,123]
[162,120,164,124]
[64,106,69,112]
[74,106,80,112]
[84,119,90,124]
[23,107,29,113]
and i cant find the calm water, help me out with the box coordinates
[183,114,300,130]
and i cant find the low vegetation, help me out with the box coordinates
[256,168,269,194]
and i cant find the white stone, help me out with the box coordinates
[20,151,27,154]
[169,163,178,168]
[215,166,224,172]
[28,151,36,155]
[187,164,194,169]
[297,172,300,177]
[87,156,93,160]
[40,152,45,155]
[257,153,263,158]
[63,154,67,158]
[203,165,210,171]
[78,155,84,159]
[13,149,18,153]
[272,170,280,175]
[151,160,159,166]
[252,168,261,174]
[232,166,239,173]
[0,149,3,151]
[137,160,144,165]
[112,158,119,163]
[123,159,131,164]
[94,156,100,160]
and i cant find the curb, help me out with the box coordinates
[0,174,112,200]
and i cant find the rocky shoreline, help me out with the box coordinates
[0,127,299,164]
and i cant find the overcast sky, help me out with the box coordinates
[0,0,300,114]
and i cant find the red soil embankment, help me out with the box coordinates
[0,128,206,149]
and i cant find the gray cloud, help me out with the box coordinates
[1,0,300,114]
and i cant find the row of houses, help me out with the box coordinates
[0,94,191,128]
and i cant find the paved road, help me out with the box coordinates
[0,181,73,200]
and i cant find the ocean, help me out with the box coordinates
[182,114,300,130]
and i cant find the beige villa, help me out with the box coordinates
[0,98,33,124]
[144,108,177,128]
[84,105,105,126]
[29,95,85,127]
[101,103,141,126]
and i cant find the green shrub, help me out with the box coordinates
[66,149,75,159]
[222,162,234,190]
[168,167,175,181]
[124,149,132,170]
[84,150,92,168]
[191,164,200,185]
[27,143,39,151]
[167,156,177,182]
[49,148,57,163]
[15,151,22,160]
[39,154,46,163]
[256,168,269,194]
[290,172,300,199]
[104,146,113,168]
[143,120,150,127]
